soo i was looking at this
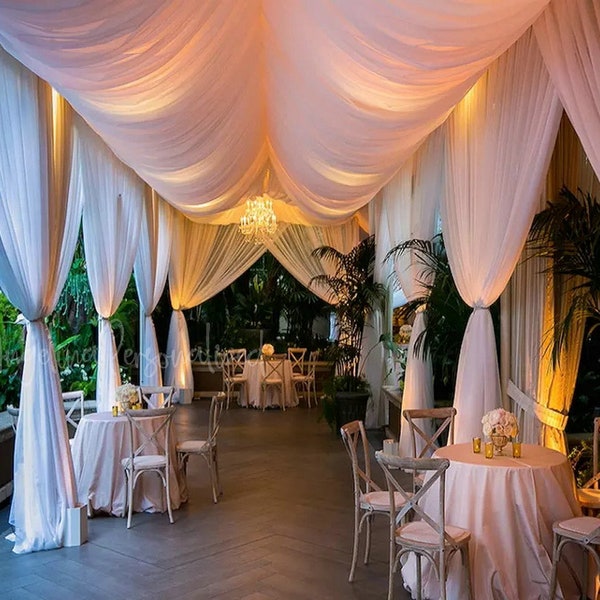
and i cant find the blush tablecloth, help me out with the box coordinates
[71,412,184,517]
[401,442,581,600]
[241,359,297,409]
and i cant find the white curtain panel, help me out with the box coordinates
[0,50,81,553]
[442,29,562,442]
[384,129,442,458]
[535,0,600,181]
[166,215,265,401]
[134,188,173,386]
[0,1,549,222]
[266,220,360,302]
[76,119,144,412]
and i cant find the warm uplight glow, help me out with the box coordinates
[239,193,278,244]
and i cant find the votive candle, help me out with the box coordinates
[472,437,481,453]
[512,441,522,458]
[484,441,494,459]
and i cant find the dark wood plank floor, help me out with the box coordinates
[0,401,411,599]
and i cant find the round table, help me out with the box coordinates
[71,412,184,517]
[401,442,581,600]
[241,359,297,408]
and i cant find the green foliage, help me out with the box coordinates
[386,234,499,400]
[311,235,385,382]
[568,439,593,488]
[528,186,600,361]
[0,294,24,410]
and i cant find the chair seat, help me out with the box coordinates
[396,520,471,547]
[177,439,209,454]
[122,454,167,470]
[360,491,408,511]
[555,516,600,540]
[264,376,283,383]
[577,488,600,508]
[229,375,247,383]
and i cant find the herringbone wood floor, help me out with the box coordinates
[0,401,411,599]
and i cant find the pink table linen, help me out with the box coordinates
[401,442,581,600]
[71,412,184,517]
[241,359,297,409]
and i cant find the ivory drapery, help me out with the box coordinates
[442,30,562,442]
[134,189,173,386]
[166,216,265,401]
[0,50,80,553]
[77,120,144,412]
[265,220,360,302]
[385,128,444,458]
[0,1,550,222]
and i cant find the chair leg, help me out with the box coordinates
[416,553,422,600]
[126,469,134,529]
[213,447,222,497]
[549,532,560,600]
[387,530,395,600]
[461,544,473,600]
[364,513,372,565]
[281,383,286,411]
[165,467,174,524]
[349,505,360,582]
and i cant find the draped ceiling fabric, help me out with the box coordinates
[166,216,265,402]
[385,128,444,458]
[77,120,144,412]
[0,0,550,223]
[0,51,80,553]
[442,30,562,443]
[134,189,173,386]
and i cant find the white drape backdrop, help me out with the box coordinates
[0,50,80,553]
[77,120,144,412]
[134,189,173,386]
[266,220,360,302]
[385,127,444,457]
[442,30,562,442]
[166,216,265,401]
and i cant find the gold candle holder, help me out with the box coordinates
[512,441,522,458]
[484,441,494,459]
[472,437,481,453]
[111,405,118,417]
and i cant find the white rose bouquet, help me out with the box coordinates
[482,408,518,438]
[261,343,275,357]
[115,383,139,413]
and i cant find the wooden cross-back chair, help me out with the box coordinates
[403,407,456,459]
[340,420,409,583]
[375,452,472,600]
[222,348,247,408]
[138,385,174,409]
[261,356,286,410]
[122,406,176,529]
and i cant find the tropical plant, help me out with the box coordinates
[0,293,24,410]
[527,186,600,360]
[310,235,385,389]
[386,234,499,400]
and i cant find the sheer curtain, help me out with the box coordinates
[266,220,360,302]
[134,188,173,386]
[76,119,144,412]
[166,215,265,401]
[0,50,81,553]
[385,127,444,457]
[442,29,562,442]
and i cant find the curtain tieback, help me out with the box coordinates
[507,380,568,431]
[15,314,45,326]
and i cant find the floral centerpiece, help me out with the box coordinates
[115,383,139,414]
[261,343,275,358]
[482,408,518,455]
[398,324,413,344]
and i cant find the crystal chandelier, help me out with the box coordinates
[239,193,278,244]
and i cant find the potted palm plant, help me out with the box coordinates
[310,235,385,431]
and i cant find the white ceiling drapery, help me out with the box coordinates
[0,0,551,223]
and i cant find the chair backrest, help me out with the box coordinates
[138,386,174,409]
[263,357,285,382]
[125,406,176,465]
[403,407,456,459]
[225,349,246,377]
[340,420,381,499]
[207,392,226,447]
[287,347,307,376]
[376,452,453,548]
[62,390,85,431]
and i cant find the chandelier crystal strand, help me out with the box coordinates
[239,193,278,244]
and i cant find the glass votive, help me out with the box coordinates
[111,405,118,417]
[512,441,522,458]
[472,437,481,454]
[484,441,494,459]
[383,438,398,455]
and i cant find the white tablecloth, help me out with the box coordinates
[241,359,297,408]
[401,443,581,600]
[71,412,184,517]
